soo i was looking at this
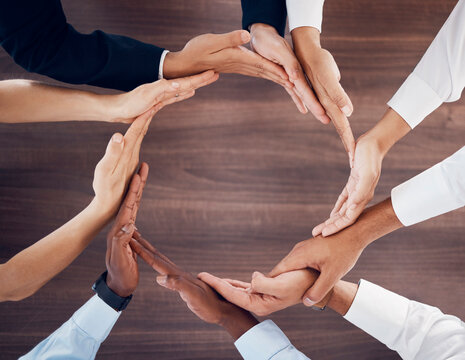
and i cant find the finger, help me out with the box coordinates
[326,80,354,118]
[97,133,125,174]
[198,272,251,308]
[110,223,135,260]
[329,109,355,163]
[238,46,289,82]
[223,279,251,289]
[285,86,307,114]
[311,222,325,237]
[250,272,283,297]
[113,173,141,229]
[330,187,349,217]
[302,271,337,306]
[268,248,308,277]
[293,78,330,124]
[133,162,149,221]
[158,89,196,108]
[321,214,356,237]
[207,30,251,51]
[132,231,176,266]
[156,274,198,296]
[164,70,218,94]
[129,238,176,275]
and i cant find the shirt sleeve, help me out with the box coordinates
[344,280,465,360]
[0,0,164,91]
[234,320,310,360]
[286,0,325,33]
[19,295,121,360]
[387,0,465,128]
[390,146,465,226]
[241,0,288,37]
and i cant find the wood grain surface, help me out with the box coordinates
[0,1,464,359]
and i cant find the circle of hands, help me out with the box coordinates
[98,26,384,322]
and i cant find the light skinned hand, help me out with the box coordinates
[130,234,257,335]
[163,30,292,90]
[249,23,330,121]
[313,135,383,237]
[105,163,149,297]
[292,27,355,161]
[267,234,364,307]
[198,269,330,316]
[108,70,219,123]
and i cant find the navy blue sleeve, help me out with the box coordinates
[241,0,287,37]
[0,0,164,91]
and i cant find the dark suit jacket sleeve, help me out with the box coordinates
[241,0,287,37]
[0,0,164,91]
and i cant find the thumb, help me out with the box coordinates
[328,81,353,117]
[302,271,336,306]
[210,30,250,50]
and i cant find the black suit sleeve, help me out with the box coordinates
[0,0,164,91]
[241,0,287,37]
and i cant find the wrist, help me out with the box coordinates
[163,51,186,79]
[327,280,358,316]
[219,308,259,341]
[362,108,411,157]
[250,23,278,36]
[291,26,321,49]
[106,273,133,298]
[87,197,117,223]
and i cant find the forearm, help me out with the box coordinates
[362,108,411,157]
[0,199,112,302]
[349,197,403,250]
[0,80,118,123]
[220,309,259,341]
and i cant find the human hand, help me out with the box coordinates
[163,30,293,93]
[92,109,152,216]
[312,134,383,237]
[107,71,219,123]
[130,234,258,339]
[198,269,334,316]
[292,27,355,160]
[248,23,330,120]
[105,163,149,297]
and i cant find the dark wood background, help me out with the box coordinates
[1,1,464,359]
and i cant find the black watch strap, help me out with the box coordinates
[92,271,132,311]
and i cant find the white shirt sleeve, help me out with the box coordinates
[344,280,465,360]
[387,0,465,128]
[234,320,310,360]
[158,49,170,80]
[391,146,465,226]
[20,295,121,360]
[286,0,325,33]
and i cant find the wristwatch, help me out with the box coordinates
[92,271,132,311]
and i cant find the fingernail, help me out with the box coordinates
[156,276,167,285]
[241,31,250,42]
[304,298,315,306]
[112,133,123,143]
[150,109,156,116]
[121,223,134,234]
[252,271,260,279]
[171,82,180,89]
[342,105,352,117]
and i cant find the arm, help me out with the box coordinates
[0,73,217,124]
[19,295,121,360]
[20,181,147,360]
[315,0,465,235]
[0,0,164,91]
[131,234,310,359]
[0,111,152,302]
[335,280,465,360]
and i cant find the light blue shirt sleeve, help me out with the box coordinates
[20,295,121,360]
[234,320,310,360]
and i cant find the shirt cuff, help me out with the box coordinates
[72,295,121,343]
[387,72,443,129]
[344,280,410,348]
[391,147,465,226]
[286,0,324,33]
[234,320,292,360]
[158,50,170,80]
